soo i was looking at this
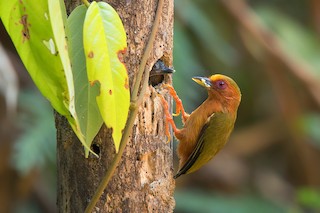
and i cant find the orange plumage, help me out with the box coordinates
[160,74,241,178]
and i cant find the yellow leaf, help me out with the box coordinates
[83,1,129,152]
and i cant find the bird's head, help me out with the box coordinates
[192,74,241,112]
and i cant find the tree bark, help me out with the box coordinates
[57,0,175,212]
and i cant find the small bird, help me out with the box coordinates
[159,74,241,178]
[149,60,175,86]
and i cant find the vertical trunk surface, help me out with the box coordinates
[57,0,175,212]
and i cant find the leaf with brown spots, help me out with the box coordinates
[1,0,97,156]
[83,1,129,152]
[19,15,30,42]
[66,5,103,157]
[88,51,94,58]
[1,0,69,115]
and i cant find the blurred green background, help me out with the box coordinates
[1,0,320,212]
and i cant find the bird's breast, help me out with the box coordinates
[176,101,219,162]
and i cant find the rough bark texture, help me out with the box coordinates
[57,0,175,212]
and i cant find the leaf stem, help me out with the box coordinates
[82,0,90,7]
[84,0,164,212]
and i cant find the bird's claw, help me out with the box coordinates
[165,136,171,144]
[172,112,180,117]
[161,84,189,124]
[158,92,181,144]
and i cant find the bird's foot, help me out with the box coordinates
[157,93,180,143]
[162,84,189,124]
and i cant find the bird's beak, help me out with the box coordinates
[162,67,175,74]
[192,76,212,88]
[150,67,175,77]
[150,60,175,77]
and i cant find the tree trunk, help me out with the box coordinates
[57,0,175,212]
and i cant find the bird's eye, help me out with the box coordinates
[216,80,227,90]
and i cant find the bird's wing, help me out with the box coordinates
[174,113,215,179]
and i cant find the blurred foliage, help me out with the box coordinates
[256,6,320,75]
[175,189,290,213]
[297,113,320,148]
[173,0,320,212]
[296,187,320,211]
[11,89,56,175]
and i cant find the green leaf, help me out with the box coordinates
[1,0,96,156]
[67,5,104,157]
[1,0,69,116]
[83,1,129,152]
[48,0,97,156]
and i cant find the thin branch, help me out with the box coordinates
[131,1,163,100]
[136,0,164,104]
[82,0,90,7]
[84,0,164,212]
[84,106,138,213]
